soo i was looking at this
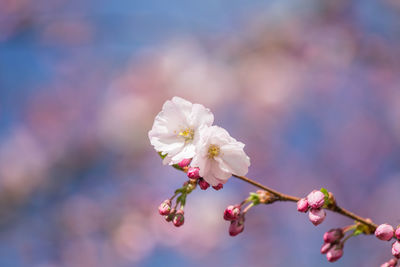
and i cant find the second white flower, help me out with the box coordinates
[191,126,250,186]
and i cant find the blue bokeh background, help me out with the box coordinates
[1,0,400,266]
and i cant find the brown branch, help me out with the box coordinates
[232,174,300,202]
[232,174,378,233]
[331,205,377,232]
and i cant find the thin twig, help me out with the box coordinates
[232,174,300,202]
[232,174,378,232]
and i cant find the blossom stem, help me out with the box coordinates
[331,206,377,232]
[170,192,179,201]
[174,201,180,210]
[240,198,251,207]
[342,225,357,233]
[242,202,254,214]
[341,233,354,245]
[232,174,378,232]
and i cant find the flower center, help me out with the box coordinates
[178,128,195,142]
[207,144,220,158]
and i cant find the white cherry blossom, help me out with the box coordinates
[148,97,214,165]
[191,126,250,186]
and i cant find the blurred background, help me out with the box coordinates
[1,0,400,266]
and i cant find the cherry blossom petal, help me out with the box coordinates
[190,103,214,128]
[149,97,215,165]
[218,144,250,175]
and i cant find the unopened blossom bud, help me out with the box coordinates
[321,243,332,254]
[392,241,400,258]
[229,215,245,236]
[297,198,309,213]
[178,158,191,168]
[395,226,400,240]
[307,190,325,209]
[381,259,398,267]
[257,190,274,204]
[326,244,343,262]
[388,258,398,266]
[375,224,394,241]
[324,228,344,243]
[158,199,171,216]
[198,178,210,190]
[224,205,241,221]
[165,208,176,222]
[187,167,200,179]
[212,183,223,190]
[309,208,326,226]
[173,210,185,227]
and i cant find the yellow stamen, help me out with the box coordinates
[208,144,220,158]
[178,128,194,142]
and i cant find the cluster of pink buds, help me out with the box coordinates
[297,190,326,226]
[320,228,344,262]
[222,190,275,237]
[223,204,245,236]
[375,224,400,266]
[159,199,185,227]
[157,158,227,227]
[181,159,223,191]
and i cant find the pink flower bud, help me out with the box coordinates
[173,210,184,227]
[396,227,400,240]
[187,167,200,179]
[381,259,398,267]
[321,243,332,254]
[212,183,223,190]
[307,190,325,209]
[388,258,398,266]
[178,158,191,168]
[326,245,343,262]
[224,205,241,221]
[198,178,210,190]
[229,215,245,236]
[165,208,176,222]
[297,198,309,213]
[375,224,395,241]
[309,208,326,226]
[392,241,400,258]
[323,228,344,243]
[158,199,171,216]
